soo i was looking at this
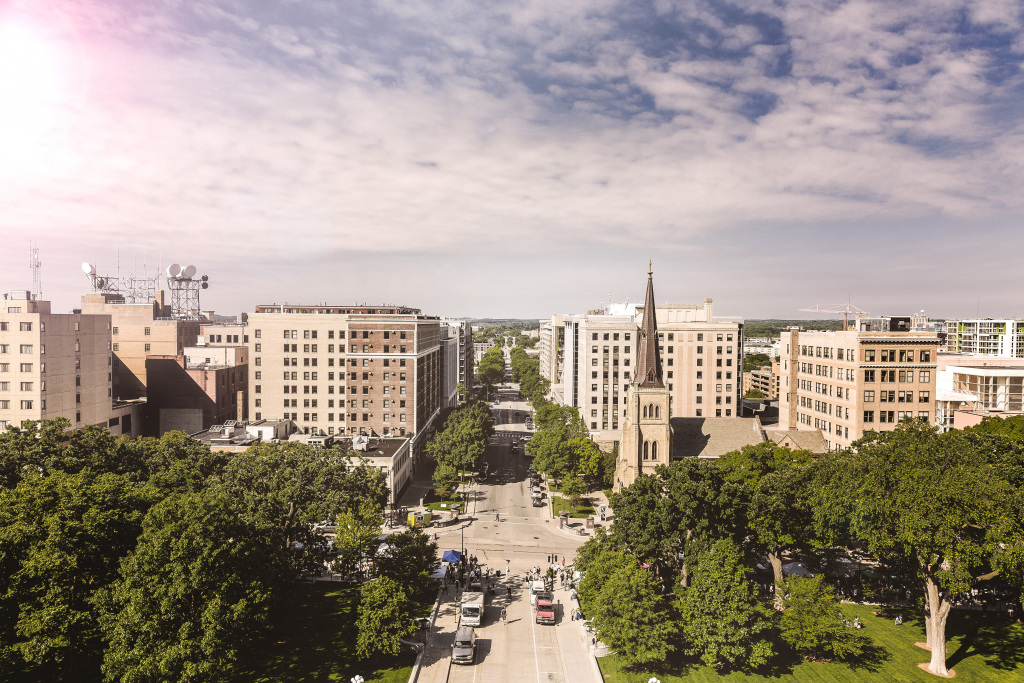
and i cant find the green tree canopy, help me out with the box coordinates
[586,552,677,668]
[374,530,440,597]
[679,539,775,671]
[779,575,870,661]
[355,576,416,660]
[815,421,1024,676]
[97,491,277,683]
[0,470,150,677]
[215,441,388,575]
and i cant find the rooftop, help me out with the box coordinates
[670,417,766,459]
[253,304,423,315]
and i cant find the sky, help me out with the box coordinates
[0,0,1022,322]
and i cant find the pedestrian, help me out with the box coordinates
[505,566,509,579]
[507,584,512,598]
[501,607,507,624]
[496,512,500,521]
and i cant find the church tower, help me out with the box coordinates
[614,264,672,491]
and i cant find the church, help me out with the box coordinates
[614,265,672,491]
[612,266,770,491]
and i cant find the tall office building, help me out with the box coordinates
[246,303,443,462]
[778,318,940,451]
[440,318,473,395]
[549,297,744,449]
[0,293,112,431]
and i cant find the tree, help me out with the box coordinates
[744,387,766,399]
[374,530,440,597]
[355,576,416,660]
[0,470,150,678]
[562,475,586,510]
[743,353,773,372]
[780,575,869,661]
[824,422,1024,676]
[659,459,746,587]
[97,491,277,683]
[608,474,673,572]
[215,441,387,575]
[679,539,775,671]
[587,555,677,668]
[719,443,815,592]
[333,502,384,578]
[431,462,460,499]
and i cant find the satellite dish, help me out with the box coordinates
[200,274,208,282]
[182,264,197,279]
[81,262,95,275]
[201,282,209,289]
[167,263,181,278]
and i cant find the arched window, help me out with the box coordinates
[652,441,658,460]
[655,405,660,419]
[643,441,649,460]
[643,405,648,418]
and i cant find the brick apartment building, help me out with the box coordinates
[246,303,443,463]
[778,317,940,451]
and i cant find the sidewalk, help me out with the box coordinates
[414,588,459,683]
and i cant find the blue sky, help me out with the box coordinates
[1,0,1022,321]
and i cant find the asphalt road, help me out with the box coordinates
[442,385,590,683]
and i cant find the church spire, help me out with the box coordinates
[635,263,664,388]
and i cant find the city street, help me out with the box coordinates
[402,376,599,683]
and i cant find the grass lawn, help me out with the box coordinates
[551,495,594,518]
[235,582,432,683]
[598,604,1024,683]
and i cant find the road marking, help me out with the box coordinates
[530,589,541,683]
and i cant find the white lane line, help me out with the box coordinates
[530,592,541,683]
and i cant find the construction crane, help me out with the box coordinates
[798,302,870,331]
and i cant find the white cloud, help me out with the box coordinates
[0,0,1022,317]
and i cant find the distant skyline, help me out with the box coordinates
[1,0,1022,320]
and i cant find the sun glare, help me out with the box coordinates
[0,18,70,177]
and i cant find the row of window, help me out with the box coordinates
[266,329,410,340]
[0,322,34,331]
[863,411,930,423]
[864,390,930,403]
[112,327,151,335]
[0,363,36,372]
[799,345,933,364]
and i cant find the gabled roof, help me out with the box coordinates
[670,417,766,458]
[768,429,828,454]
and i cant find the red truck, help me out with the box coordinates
[534,591,556,624]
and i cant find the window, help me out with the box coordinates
[144,327,151,336]
[920,350,931,363]
[899,350,914,362]
[864,390,875,402]
[918,411,930,421]
[19,345,32,354]
[880,370,895,382]
[919,391,930,403]
[864,349,875,362]
[919,371,930,383]
[20,322,32,331]
[20,382,33,390]
[21,400,33,409]
[863,411,874,422]
[144,343,151,353]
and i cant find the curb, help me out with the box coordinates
[407,588,445,683]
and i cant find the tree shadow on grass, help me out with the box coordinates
[235,582,417,683]
[945,612,1024,672]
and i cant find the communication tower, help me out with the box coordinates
[165,263,209,319]
[28,243,41,301]
[81,262,122,295]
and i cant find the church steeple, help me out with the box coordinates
[635,262,664,388]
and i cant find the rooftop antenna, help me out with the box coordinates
[28,242,41,301]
